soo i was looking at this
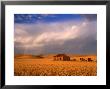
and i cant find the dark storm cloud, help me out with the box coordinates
[80,14,97,21]
[14,14,97,55]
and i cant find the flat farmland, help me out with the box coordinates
[14,54,97,76]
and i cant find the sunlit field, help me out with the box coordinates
[14,54,97,76]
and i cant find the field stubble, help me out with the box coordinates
[14,58,97,76]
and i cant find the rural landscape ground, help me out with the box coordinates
[14,54,97,76]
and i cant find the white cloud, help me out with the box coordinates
[14,19,97,54]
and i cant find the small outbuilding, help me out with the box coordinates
[53,54,70,61]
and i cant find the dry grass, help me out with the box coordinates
[14,55,97,76]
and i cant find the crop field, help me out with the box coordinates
[14,55,97,76]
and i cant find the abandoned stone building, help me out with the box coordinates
[53,54,70,61]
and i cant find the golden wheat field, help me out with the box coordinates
[14,54,97,76]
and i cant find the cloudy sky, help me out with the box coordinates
[14,14,97,55]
